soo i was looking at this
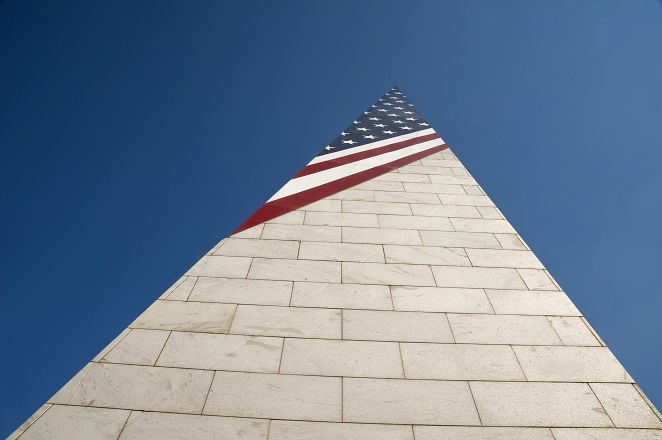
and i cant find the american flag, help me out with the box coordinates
[233,86,447,234]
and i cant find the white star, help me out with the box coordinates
[357,127,370,131]
[396,100,404,103]
[374,124,386,128]
[394,107,404,110]
[393,120,403,124]
[341,132,348,136]
[389,96,398,99]
[325,146,335,150]
[401,126,412,130]
[406,117,416,121]
[418,122,429,126]
[383,130,395,134]
[369,117,381,121]
[387,113,397,117]
[377,109,388,112]
[395,91,402,95]
[372,105,377,108]
[383,102,393,106]
[364,111,371,115]
[364,135,377,139]
[408,104,413,106]
[342,140,357,145]
[404,111,413,114]
[379,98,384,101]
[353,120,361,124]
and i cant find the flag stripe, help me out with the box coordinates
[268,138,445,202]
[294,132,441,178]
[232,87,443,234]
[309,128,436,165]
[233,143,448,234]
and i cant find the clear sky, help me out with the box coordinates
[1,0,662,435]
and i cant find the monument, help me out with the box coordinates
[11,87,662,439]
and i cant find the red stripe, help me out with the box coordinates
[295,132,440,178]
[232,143,448,235]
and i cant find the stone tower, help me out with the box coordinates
[11,87,662,439]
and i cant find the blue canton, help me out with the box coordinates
[318,86,430,156]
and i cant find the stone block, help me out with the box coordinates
[384,245,470,266]
[291,282,392,310]
[20,406,129,440]
[450,218,516,234]
[414,426,555,440]
[548,317,602,346]
[280,338,403,378]
[343,262,435,287]
[102,329,170,366]
[517,269,559,290]
[466,249,544,269]
[188,277,292,306]
[269,420,413,440]
[391,286,493,313]
[214,238,299,259]
[470,381,613,427]
[591,383,662,428]
[343,378,480,425]
[186,256,252,278]
[341,200,412,215]
[448,314,561,345]
[299,241,384,263]
[401,343,525,380]
[513,346,632,382]
[68,363,213,413]
[343,309,453,343]
[410,203,481,218]
[204,371,341,421]
[486,290,580,316]
[156,332,283,373]
[373,190,440,204]
[419,231,501,249]
[230,305,341,339]
[119,412,268,440]
[377,214,454,231]
[248,258,341,283]
[304,211,379,227]
[131,301,236,333]
[262,224,341,242]
[342,226,422,245]
[403,182,466,194]
[432,266,527,289]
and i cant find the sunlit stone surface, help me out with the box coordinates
[13,146,661,438]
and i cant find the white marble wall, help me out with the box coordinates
[11,148,662,439]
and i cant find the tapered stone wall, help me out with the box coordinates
[11,147,662,439]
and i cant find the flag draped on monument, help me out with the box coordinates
[12,87,662,439]
[234,87,446,234]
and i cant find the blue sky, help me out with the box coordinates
[1,0,662,435]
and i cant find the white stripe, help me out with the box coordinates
[268,138,444,202]
[309,128,438,165]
